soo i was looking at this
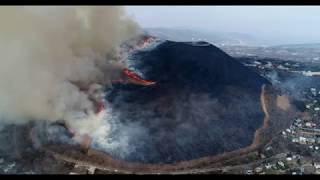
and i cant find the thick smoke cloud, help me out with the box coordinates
[0,6,138,136]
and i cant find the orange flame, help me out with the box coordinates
[122,68,156,86]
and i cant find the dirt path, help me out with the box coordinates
[251,84,270,146]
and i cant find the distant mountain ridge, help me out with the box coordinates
[144,27,272,47]
[271,43,320,49]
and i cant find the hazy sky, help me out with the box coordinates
[126,6,320,44]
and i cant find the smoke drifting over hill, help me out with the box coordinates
[93,41,269,163]
[0,6,138,136]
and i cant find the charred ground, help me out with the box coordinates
[100,41,271,163]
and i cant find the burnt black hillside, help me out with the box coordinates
[99,41,271,164]
[133,41,270,92]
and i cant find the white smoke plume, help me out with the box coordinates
[0,6,139,136]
